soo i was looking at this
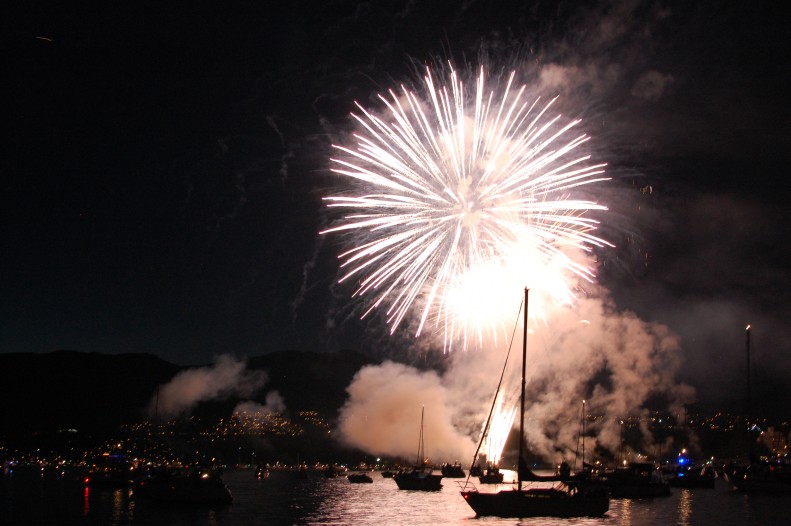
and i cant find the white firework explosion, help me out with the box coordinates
[322,65,611,350]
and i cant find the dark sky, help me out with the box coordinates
[3,2,790,409]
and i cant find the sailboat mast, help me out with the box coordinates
[745,324,753,462]
[518,288,528,491]
[582,399,586,470]
[418,405,425,466]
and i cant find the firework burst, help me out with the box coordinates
[322,65,611,349]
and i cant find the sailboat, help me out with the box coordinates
[725,325,791,493]
[460,288,610,518]
[393,406,443,491]
[597,461,671,498]
[441,461,465,478]
[478,463,504,484]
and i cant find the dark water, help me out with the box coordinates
[2,468,790,525]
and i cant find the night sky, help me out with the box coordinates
[4,2,790,410]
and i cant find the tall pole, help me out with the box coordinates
[518,288,529,491]
[581,399,586,470]
[745,325,752,424]
[418,405,425,466]
[745,324,753,462]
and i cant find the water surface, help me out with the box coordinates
[2,468,789,525]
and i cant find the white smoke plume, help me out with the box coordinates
[336,361,475,463]
[336,284,694,465]
[517,292,695,460]
[149,355,267,419]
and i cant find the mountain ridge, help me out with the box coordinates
[0,349,378,440]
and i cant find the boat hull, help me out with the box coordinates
[461,488,609,518]
[600,462,672,498]
[727,463,791,493]
[348,473,373,483]
[441,464,465,478]
[478,473,504,484]
[393,471,443,491]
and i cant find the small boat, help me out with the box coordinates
[664,453,715,489]
[597,462,671,498]
[441,462,465,478]
[347,472,374,483]
[460,288,609,518]
[726,462,791,493]
[84,451,135,487]
[393,465,443,490]
[478,464,504,484]
[393,407,443,491]
[380,470,395,478]
[723,326,791,494]
[668,464,715,488]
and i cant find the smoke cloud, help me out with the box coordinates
[336,276,694,465]
[517,292,695,460]
[149,355,267,419]
[337,361,475,463]
[631,71,674,101]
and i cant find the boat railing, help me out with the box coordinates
[456,480,479,492]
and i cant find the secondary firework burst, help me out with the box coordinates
[322,64,611,350]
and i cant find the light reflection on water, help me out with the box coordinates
[678,488,692,526]
[2,468,791,525]
[83,485,90,516]
[620,498,632,526]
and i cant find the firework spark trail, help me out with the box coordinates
[484,388,519,465]
[323,65,612,349]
